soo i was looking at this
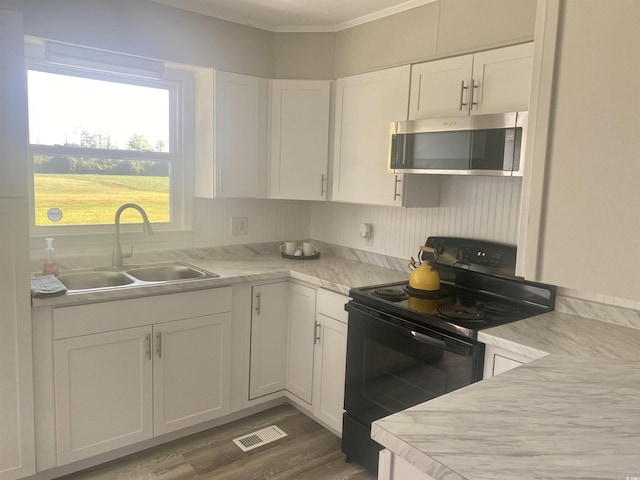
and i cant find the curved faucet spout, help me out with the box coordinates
[112,203,154,268]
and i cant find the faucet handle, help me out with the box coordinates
[122,245,134,259]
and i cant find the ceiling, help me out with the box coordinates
[149,0,435,32]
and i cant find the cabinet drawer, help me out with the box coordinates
[54,287,232,339]
[317,289,349,323]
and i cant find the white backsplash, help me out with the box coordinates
[192,197,311,247]
[32,177,520,269]
[310,176,522,260]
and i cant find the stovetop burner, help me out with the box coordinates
[372,288,407,302]
[437,304,486,322]
[477,302,519,316]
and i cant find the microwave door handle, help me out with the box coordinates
[401,134,407,167]
[390,134,398,170]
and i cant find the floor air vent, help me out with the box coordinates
[233,425,288,452]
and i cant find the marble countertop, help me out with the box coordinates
[372,310,640,480]
[31,245,409,308]
[32,244,640,478]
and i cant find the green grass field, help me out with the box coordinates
[34,174,170,226]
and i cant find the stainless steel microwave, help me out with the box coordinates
[389,111,527,176]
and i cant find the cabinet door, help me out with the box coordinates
[409,54,474,120]
[312,313,347,434]
[471,42,533,115]
[215,71,267,198]
[153,313,231,436]
[270,80,330,200]
[285,283,316,404]
[249,283,289,399]
[195,70,267,199]
[332,66,411,206]
[54,326,153,464]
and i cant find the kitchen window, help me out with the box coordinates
[26,40,193,234]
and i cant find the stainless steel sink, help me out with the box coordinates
[126,263,214,282]
[57,262,218,292]
[58,271,136,291]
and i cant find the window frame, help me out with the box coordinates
[25,46,193,237]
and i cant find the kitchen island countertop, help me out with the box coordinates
[372,310,640,480]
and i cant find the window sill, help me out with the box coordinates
[29,229,196,260]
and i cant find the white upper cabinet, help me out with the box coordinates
[333,66,440,207]
[195,69,268,199]
[409,42,533,120]
[409,54,474,120]
[269,80,330,200]
[333,66,410,206]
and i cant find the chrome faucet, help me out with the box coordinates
[111,203,153,269]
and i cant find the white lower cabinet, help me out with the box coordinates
[286,283,317,404]
[153,314,231,436]
[310,289,348,434]
[249,282,290,399]
[249,282,349,435]
[312,311,347,433]
[54,326,154,465]
[483,343,536,378]
[52,289,232,465]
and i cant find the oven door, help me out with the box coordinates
[344,301,483,427]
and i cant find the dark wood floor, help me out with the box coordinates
[58,404,376,480]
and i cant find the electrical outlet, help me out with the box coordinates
[231,217,248,236]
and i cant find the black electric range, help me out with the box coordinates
[349,236,555,341]
[342,237,556,474]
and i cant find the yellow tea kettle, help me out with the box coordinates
[408,246,441,291]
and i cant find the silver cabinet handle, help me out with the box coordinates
[470,78,479,110]
[393,175,402,201]
[145,334,152,360]
[218,168,224,194]
[255,292,261,315]
[459,80,469,111]
[156,332,162,358]
[313,320,321,345]
[320,174,326,197]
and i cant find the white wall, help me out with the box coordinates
[311,176,522,260]
[21,0,535,263]
[534,0,640,302]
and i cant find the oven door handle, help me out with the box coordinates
[407,330,447,349]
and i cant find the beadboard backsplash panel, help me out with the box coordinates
[193,198,311,247]
[310,176,522,260]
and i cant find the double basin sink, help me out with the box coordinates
[57,262,219,292]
